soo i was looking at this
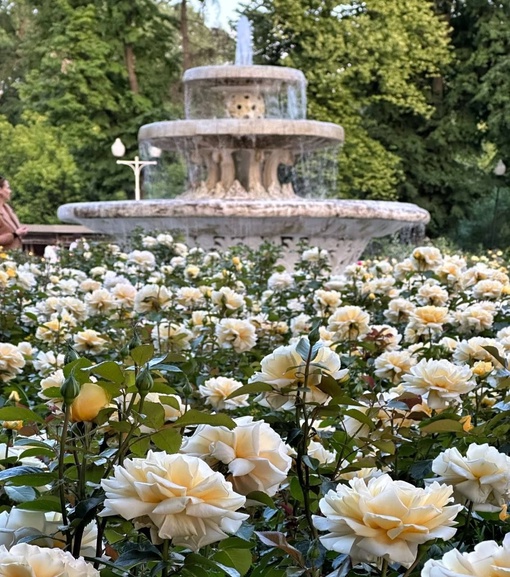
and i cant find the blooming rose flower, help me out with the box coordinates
[327,306,371,341]
[211,286,245,311]
[422,533,510,577]
[401,358,476,409]
[267,271,294,290]
[215,318,257,353]
[0,543,99,577]
[308,440,336,465]
[127,249,156,271]
[374,350,417,384]
[70,383,110,422]
[151,322,193,352]
[85,288,117,315]
[404,306,451,342]
[313,474,461,567]
[0,344,25,382]
[181,416,292,496]
[383,298,416,324]
[100,452,248,550]
[198,377,249,410]
[249,341,348,410]
[410,246,443,270]
[134,284,172,313]
[430,443,510,511]
[73,329,108,354]
[175,287,204,308]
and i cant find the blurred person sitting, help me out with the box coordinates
[0,177,28,250]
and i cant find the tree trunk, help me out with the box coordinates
[124,43,139,94]
[181,0,192,71]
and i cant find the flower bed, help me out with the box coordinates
[0,236,510,576]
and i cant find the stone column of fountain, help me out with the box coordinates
[58,17,429,272]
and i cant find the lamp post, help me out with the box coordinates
[490,160,506,247]
[111,138,158,201]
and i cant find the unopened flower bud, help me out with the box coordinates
[60,372,80,406]
[135,365,154,394]
[8,391,20,403]
[64,345,80,365]
[129,332,142,351]
[2,421,23,431]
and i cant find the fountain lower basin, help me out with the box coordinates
[57,198,429,271]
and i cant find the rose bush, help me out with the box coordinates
[0,237,510,576]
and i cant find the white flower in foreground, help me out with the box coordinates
[0,344,25,382]
[422,533,510,576]
[250,341,347,410]
[401,358,475,409]
[181,416,292,496]
[430,443,510,511]
[100,452,247,550]
[215,318,257,353]
[313,474,461,568]
[198,376,249,410]
[308,440,336,465]
[0,543,99,577]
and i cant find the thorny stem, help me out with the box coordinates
[380,558,388,577]
[58,403,72,549]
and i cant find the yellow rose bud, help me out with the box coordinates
[232,256,241,266]
[2,421,23,431]
[472,361,493,377]
[70,383,110,422]
[8,391,20,403]
[0,252,8,259]
[368,293,376,300]
[502,285,510,295]
[460,415,474,433]
[500,504,509,522]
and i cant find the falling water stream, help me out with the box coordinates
[235,16,253,66]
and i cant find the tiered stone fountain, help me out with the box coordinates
[58,18,429,271]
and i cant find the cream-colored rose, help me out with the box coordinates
[430,443,510,511]
[151,322,193,352]
[267,272,294,290]
[73,329,107,354]
[401,358,475,408]
[404,306,450,342]
[71,383,110,422]
[374,350,417,384]
[383,298,416,324]
[422,533,510,577]
[198,377,249,410]
[327,306,371,341]
[313,474,461,568]
[100,452,248,550]
[0,543,99,577]
[181,416,292,496]
[410,246,443,270]
[0,344,25,382]
[249,341,348,410]
[211,287,245,311]
[134,284,172,313]
[215,318,257,353]
[127,249,156,270]
[85,288,116,315]
[308,440,336,465]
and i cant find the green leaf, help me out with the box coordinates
[213,549,252,577]
[227,383,273,400]
[0,466,56,486]
[0,407,42,423]
[255,532,304,566]
[170,410,236,429]
[343,409,375,430]
[420,419,465,434]
[295,338,311,362]
[87,361,125,384]
[4,485,36,502]
[151,428,182,453]
[130,344,155,367]
[17,497,61,512]
[139,401,165,430]
[482,345,508,369]
[315,375,344,398]
[246,491,277,508]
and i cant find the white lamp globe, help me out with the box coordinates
[111,138,126,158]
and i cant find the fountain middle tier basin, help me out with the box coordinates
[57,198,430,271]
[140,119,344,199]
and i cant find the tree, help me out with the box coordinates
[245,0,452,204]
[0,113,81,223]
